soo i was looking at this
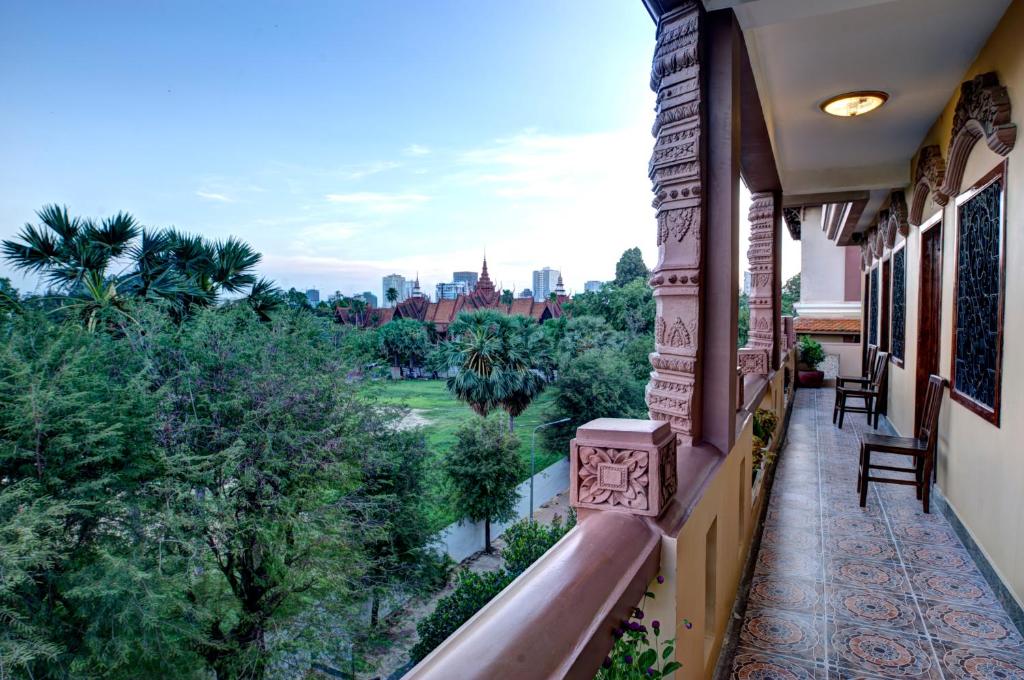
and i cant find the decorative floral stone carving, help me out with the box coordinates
[940,72,1017,201]
[783,207,802,240]
[910,146,945,223]
[570,418,677,518]
[879,209,897,250]
[647,2,705,446]
[744,192,776,353]
[738,348,769,376]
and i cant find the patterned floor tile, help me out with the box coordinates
[908,569,1000,609]
[756,546,822,580]
[826,515,891,538]
[748,575,825,615]
[827,557,911,595]
[932,641,1024,680]
[901,545,979,575]
[828,586,926,636]
[826,536,898,562]
[829,623,939,679]
[921,601,1024,654]
[739,607,826,664]
[761,524,821,551]
[730,649,825,680]
[891,524,960,547]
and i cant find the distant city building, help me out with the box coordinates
[519,288,534,299]
[436,280,470,300]
[743,271,752,296]
[453,270,478,290]
[305,288,320,305]
[359,291,378,308]
[403,280,416,300]
[532,267,561,302]
[382,274,407,307]
[410,275,425,299]
[584,280,603,293]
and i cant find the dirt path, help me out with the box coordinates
[360,491,572,679]
[395,408,432,430]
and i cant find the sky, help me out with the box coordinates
[0,0,799,300]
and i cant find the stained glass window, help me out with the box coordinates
[869,267,879,346]
[892,247,906,362]
[953,172,1004,418]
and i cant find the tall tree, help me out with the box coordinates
[781,273,801,317]
[444,416,524,553]
[500,289,514,305]
[147,307,372,680]
[385,286,399,306]
[378,318,429,378]
[613,247,649,286]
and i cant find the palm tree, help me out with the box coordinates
[439,311,552,428]
[385,286,399,307]
[2,204,281,325]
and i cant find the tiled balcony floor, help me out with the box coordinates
[726,387,1024,680]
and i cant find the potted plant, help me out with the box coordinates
[797,335,826,387]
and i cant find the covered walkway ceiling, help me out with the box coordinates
[644,0,1012,232]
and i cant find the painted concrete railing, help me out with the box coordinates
[406,350,796,680]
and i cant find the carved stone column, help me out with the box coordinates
[646,3,704,447]
[738,192,775,375]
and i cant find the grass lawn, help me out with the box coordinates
[372,379,565,531]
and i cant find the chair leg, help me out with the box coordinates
[922,454,932,514]
[859,447,871,507]
[866,396,873,425]
[856,442,865,493]
[915,456,923,499]
[833,393,839,423]
[873,401,881,429]
[837,394,846,429]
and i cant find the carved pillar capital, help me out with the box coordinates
[737,347,769,376]
[570,419,677,518]
[647,3,704,446]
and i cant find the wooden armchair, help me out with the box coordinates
[833,350,889,429]
[858,375,948,512]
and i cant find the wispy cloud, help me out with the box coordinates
[346,160,402,180]
[324,191,430,214]
[404,144,431,156]
[195,190,234,202]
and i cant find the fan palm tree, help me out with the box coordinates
[498,317,551,431]
[385,286,399,306]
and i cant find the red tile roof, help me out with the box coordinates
[793,317,860,334]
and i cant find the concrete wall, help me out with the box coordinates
[799,206,848,304]
[891,0,1024,607]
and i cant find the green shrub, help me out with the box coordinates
[411,570,514,662]
[752,408,779,444]
[501,511,576,577]
[798,335,826,368]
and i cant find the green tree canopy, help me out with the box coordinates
[613,247,649,287]
[378,318,429,372]
[444,415,524,553]
[782,273,801,317]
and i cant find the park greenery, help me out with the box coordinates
[0,207,675,678]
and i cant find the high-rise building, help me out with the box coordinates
[360,291,378,308]
[453,271,478,291]
[382,274,406,307]
[519,288,534,299]
[403,280,416,300]
[584,280,603,293]
[531,267,560,301]
[436,281,470,300]
[305,288,320,305]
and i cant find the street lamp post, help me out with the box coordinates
[530,417,570,522]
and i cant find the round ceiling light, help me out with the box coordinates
[820,91,889,117]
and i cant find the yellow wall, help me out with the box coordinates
[895,0,1024,606]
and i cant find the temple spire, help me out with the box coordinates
[554,272,566,296]
[475,254,496,296]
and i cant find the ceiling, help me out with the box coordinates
[701,0,1011,201]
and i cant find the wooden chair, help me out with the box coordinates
[833,351,889,429]
[836,344,878,398]
[858,375,948,512]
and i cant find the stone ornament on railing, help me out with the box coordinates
[737,347,769,376]
[570,418,677,518]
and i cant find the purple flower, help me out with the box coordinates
[684,618,693,630]
[647,669,657,676]
[603,657,612,669]
[630,622,643,632]
[657,575,665,584]
[652,620,661,630]
[613,627,624,639]
[624,655,633,665]
[634,608,644,620]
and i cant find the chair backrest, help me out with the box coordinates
[917,374,948,451]
[866,344,879,378]
[870,351,889,391]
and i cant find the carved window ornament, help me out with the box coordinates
[910,145,946,225]
[891,245,907,366]
[939,72,1017,201]
[888,191,909,239]
[950,161,1007,426]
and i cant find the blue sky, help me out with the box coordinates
[0,1,797,299]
